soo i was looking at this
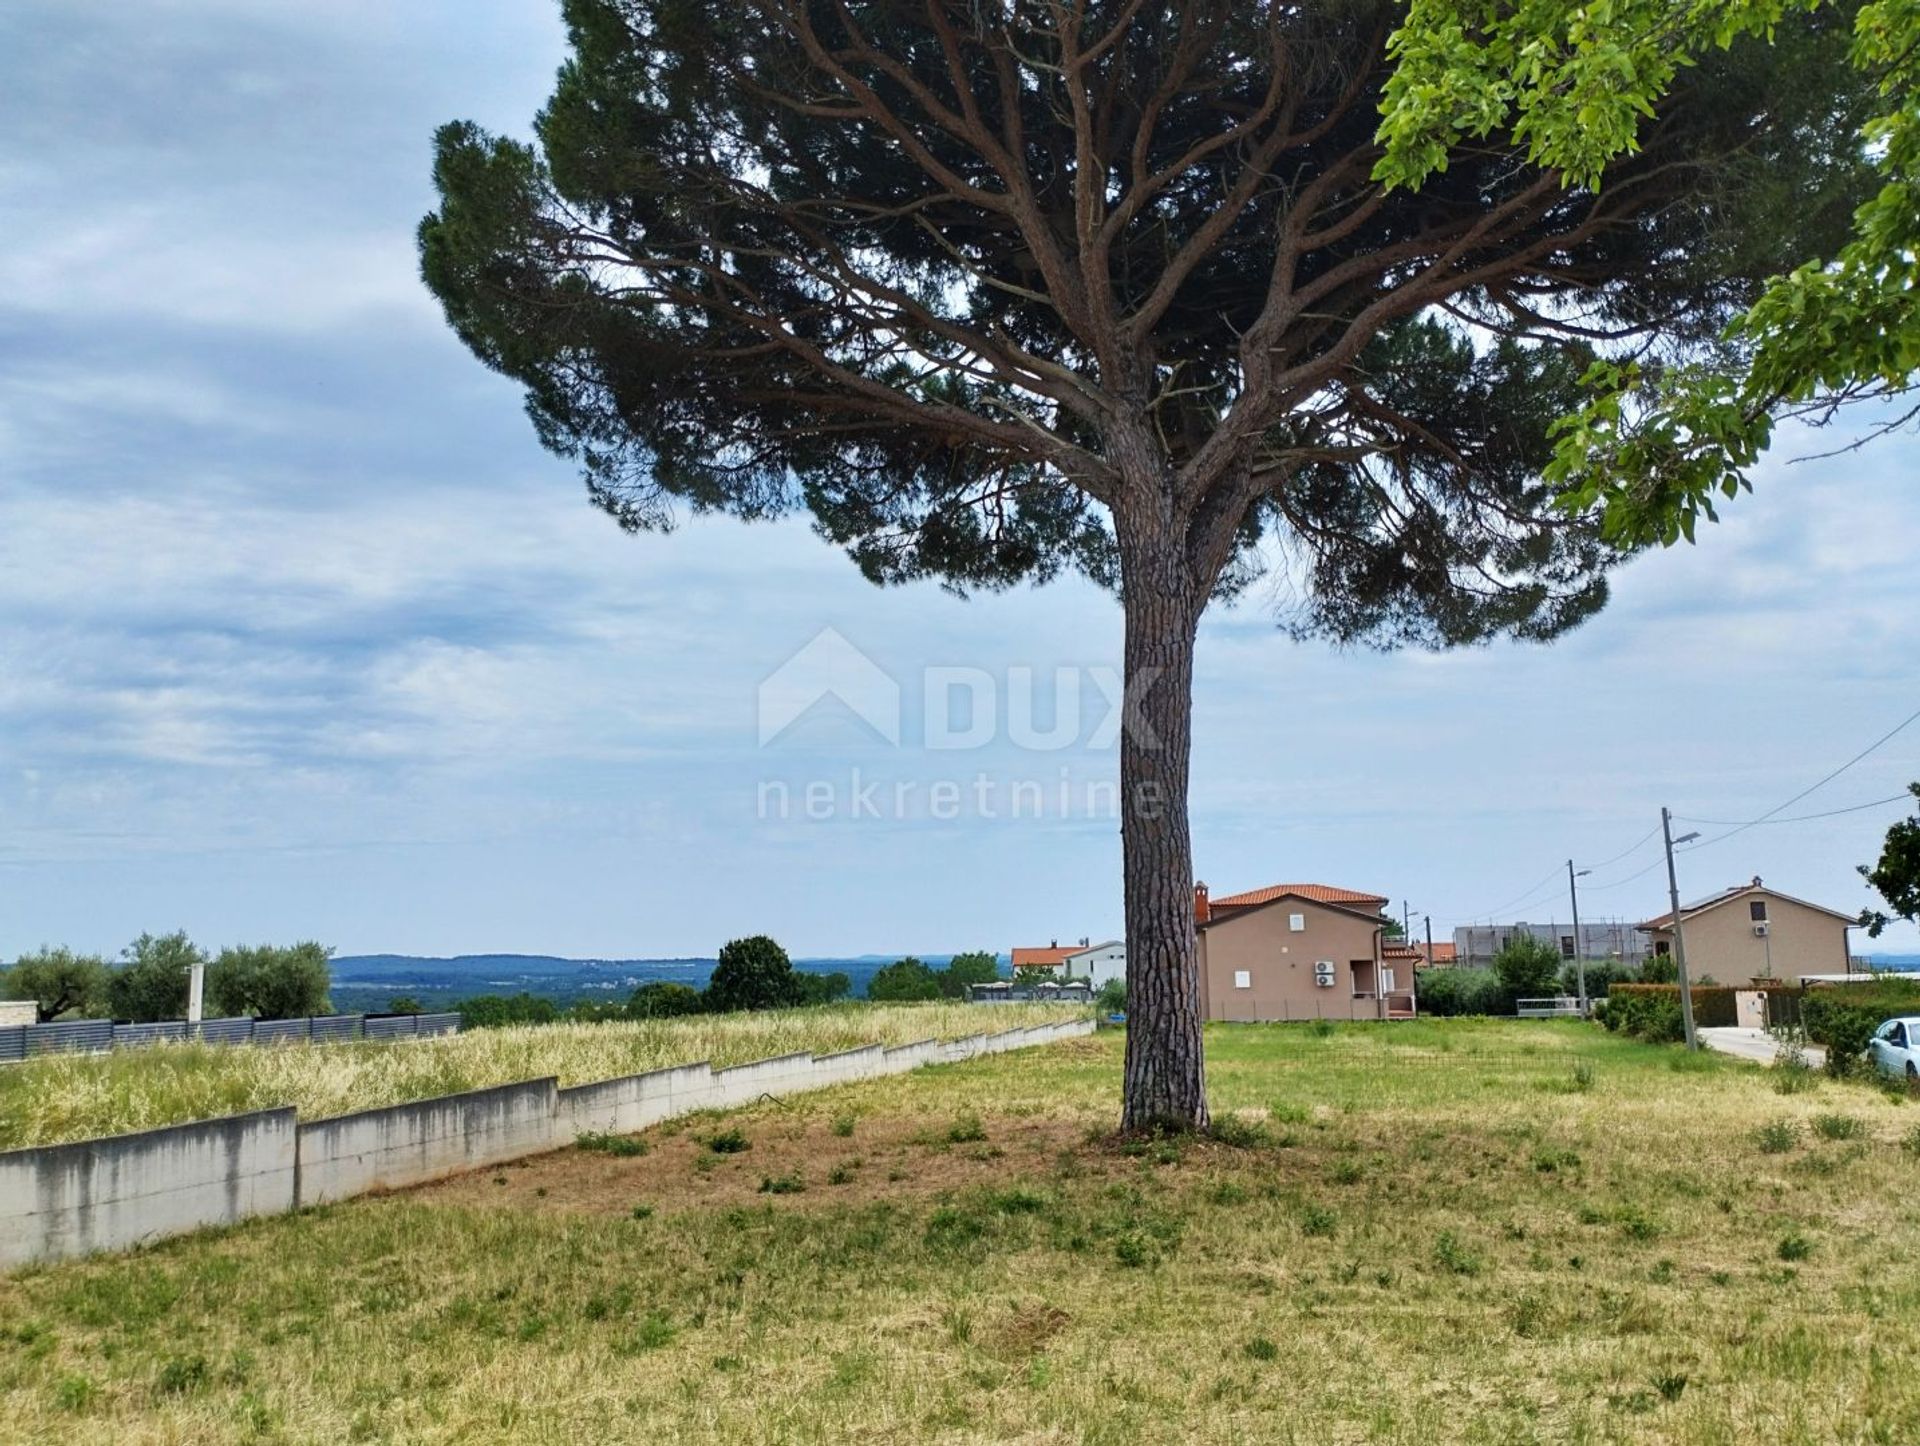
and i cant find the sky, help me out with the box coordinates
[2,1,1916,961]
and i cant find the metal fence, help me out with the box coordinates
[0,1012,459,1063]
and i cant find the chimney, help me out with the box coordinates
[1194,882,1211,925]
[1751,875,1763,888]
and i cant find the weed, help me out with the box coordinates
[827,1163,855,1186]
[831,1112,857,1138]
[1903,1123,1920,1156]
[1753,1119,1799,1154]
[1810,1114,1865,1141]
[706,1127,750,1154]
[1207,1180,1251,1207]
[631,1204,654,1220]
[947,1114,987,1144]
[1433,1232,1482,1276]
[1301,1204,1338,1239]
[1244,1337,1279,1362]
[156,1356,210,1396]
[759,1172,805,1195]
[1532,1146,1581,1174]
[1329,1159,1363,1185]
[1777,1231,1814,1262]
[1570,1062,1596,1092]
[1308,1019,1337,1039]
[1653,1372,1688,1403]
[1616,1206,1662,1243]
[1210,1114,1269,1149]
[1113,1233,1155,1268]
[53,1374,97,1413]
[576,1131,649,1157]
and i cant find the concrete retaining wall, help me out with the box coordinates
[0,1109,297,1270]
[1,1016,1096,1268]
[295,1077,560,1207]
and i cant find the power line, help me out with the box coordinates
[1675,791,1913,829]
[1679,702,1920,853]
[1580,853,1668,893]
[1580,822,1662,872]
[1460,864,1563,924]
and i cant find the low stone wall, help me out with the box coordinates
[0,1016,1096,1269]
[0,1109,297,1271]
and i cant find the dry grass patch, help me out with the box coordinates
[4,1020,1920,1444]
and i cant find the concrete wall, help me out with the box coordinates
[1,1017,1096,1270]
[0,1000,36,1027]
[0,1109,297,1270]
[295,1078,560,1207]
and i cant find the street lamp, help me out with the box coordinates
[1661,808,1703,1049]
[1567,862,1593,1015]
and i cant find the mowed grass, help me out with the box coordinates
[6,1019,1920,1443]
[0,1001,1085,1149]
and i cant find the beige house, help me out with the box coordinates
[1196,881,1417,1022]
[1638,878,1854,985]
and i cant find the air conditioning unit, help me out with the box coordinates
[1753,922,1770,937]
[1313,960,1337,988]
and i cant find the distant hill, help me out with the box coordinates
[326,952,1002,1012]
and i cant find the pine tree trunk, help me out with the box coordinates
[1117,518,1209,1133]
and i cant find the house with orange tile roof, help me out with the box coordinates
[1010,944,1080,975]
[1195,881,1415,1022]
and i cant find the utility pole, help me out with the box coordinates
[1567,860,1592,1015]
[1425,915,1435,968]
[1661,807,1703,1049]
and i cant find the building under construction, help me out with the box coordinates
[1451,920,1651,969]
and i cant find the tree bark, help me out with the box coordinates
[1116,512,1210,1133]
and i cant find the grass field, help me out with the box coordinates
[0,1001,1085,1150]
[5,1019,1920,1443]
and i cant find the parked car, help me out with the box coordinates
[1868,1017,1920,1081]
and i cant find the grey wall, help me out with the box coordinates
[0,1018,1097,1270]
[0,1109,297,1271]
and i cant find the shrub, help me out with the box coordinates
[706,935,800,1013]
[1600,988,1685,1043]
[705,1127,749,1154]
[1414,967,1504,1017]
[1777,1231,1814,1261]
[1095,978,1127,1014]
[1300,1204,1337,1238]
[946,1113,987,1144]
[207,942,332,1020]
[627,981,705,1018]
[1606,983,1738,1030]
[1802,983,1920,1075]
[1245,1337,1279,1362]
[1811,1114,1866,1141]
[1209,1113,1269,1149]
[456,993,559,1030]
[758,1172,804,1194]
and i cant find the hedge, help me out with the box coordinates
[1801,982,1920,1076]
[1598,989,1685,1043]
[1605,982,1740,1030]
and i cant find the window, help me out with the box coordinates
[1654,940,1671,957]
[1381,968,1396,992]
[1233,970,1251,990]
[1288,913,1306,932]
[1560,936,1575,958]
[1749,899,1769,922]
[1891,1023,1909,1049]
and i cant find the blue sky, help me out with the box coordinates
[3,1,1916,960]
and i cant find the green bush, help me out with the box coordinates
[627,981,705,1018]
[1802,983,1920,1076]
[1414,967,1504,1017]
[1095,978,1127,1014]
[1606,983,1741,1030]
[1492,935,1563,1007]
[456,993,560,1030]
[1598,988,1685,1043]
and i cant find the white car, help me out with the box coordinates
[1868,1016,1920,1081]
